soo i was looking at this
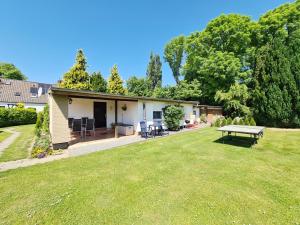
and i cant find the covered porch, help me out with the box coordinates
[49,88,140,149]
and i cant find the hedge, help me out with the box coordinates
[0,107,37,127]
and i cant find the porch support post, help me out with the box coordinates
[115,100,119,138]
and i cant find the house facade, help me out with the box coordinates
[0,78,51,112]
[49,87,199,149]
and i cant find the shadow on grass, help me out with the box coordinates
[214,135,257,148]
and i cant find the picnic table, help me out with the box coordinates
[217,125,265,143]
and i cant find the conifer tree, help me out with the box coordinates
[59,49,90,90]
[146,53,162,90]
[107,65,126,95]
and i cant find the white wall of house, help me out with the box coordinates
[67,98,196,132]
[0,102,46,112]
[68,98,115,128]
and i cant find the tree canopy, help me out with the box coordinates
[126,76,151,97]
[107,65,126,95]
[164,36,185,84]
[146,53,162,90]
[59,49,90,90]
[0,63,27,80]
[90,72,107,92]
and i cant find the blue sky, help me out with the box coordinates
[0,0,292,85]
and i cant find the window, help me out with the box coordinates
[193,110,197,116]
[153,111,162,120]
[15,92,21,96]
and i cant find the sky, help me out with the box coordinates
[0,0,292,85]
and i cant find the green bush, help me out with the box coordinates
[42,104,49,133]
[249,117,256,126]
[239,118,244,125]
[162,105,184,131]
[213,118,221,127]
[200,114,207,123]
[31,134,51,158]
[0,107,37,127]
[35,112,44,136]
[221,118,227,127]
[227,117,233,125]
[233,117,239,125]
[244,117,250,126]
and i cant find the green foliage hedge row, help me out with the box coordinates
[0,107,37,127]
[213,116,256,127]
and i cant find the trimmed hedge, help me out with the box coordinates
[0,107,37,127]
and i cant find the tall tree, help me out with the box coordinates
[253,37,298,127]
[126,76,151,97]
[90,72,107,92]
[173,80,201,101]
[164,36,185,84]
[0,63,27,80]
[146,53,162,90]
[59,49,90,90]
[107,65,126,95]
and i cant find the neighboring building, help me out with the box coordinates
[49,87,199,149]
[0,78,52,112]
[198,105,223,122]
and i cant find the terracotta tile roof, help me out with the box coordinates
[0,78,52,104]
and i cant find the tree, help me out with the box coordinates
[126,76,151,97]
[152,86,175,99]
[186,51,244,104]
[164,36,185,84]
[107,65,126,95]
[0,63,27,80]
[215,83,250,118]
[253,36,298,127]
[90,72,107,92]
[173,80,201,101]
[146,53,162,90]
[59,49,90,90]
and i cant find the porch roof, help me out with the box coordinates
[49,87,199,105]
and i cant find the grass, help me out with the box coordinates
[0,128,299,225]
[0,130,12,142]
[0,124,35,162]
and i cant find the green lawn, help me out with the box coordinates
[0,124,35,162]
[0,128,299,225]
[0,130,12,142]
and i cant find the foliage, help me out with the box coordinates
[0,107,37,127]
[162,105,184,130]
[200,114,207,123]
[146,53,162,90]
[173,80,201,101]
[90,72,107,92]
[16,102,25,109]
[31,134,51,158]
[227,117,233,125]
[249,117,256,126]
[42,104,49,133]
[35,112,44,137]
[215,83,250,117]
[107,65,126,95]
[152,86,175,99]
[126,76,151,96]
[0,62,27,80]
[59,49,90,90]
[233,117,239,125]
[164,35,185,84]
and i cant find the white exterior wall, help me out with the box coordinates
[68,98,115,128]
[67,98,195,133]
[0,102,46,112]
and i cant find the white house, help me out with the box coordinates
[49,87,199,149]
[0,78,51,112]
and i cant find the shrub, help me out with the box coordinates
[162,105,184,131]
[42,104,49,133]
[200,114,207,123]
[31,134,51,158]
[249,117,256,126]
[233,117,239,125]
[239,118,244,125]
[227,117,233,125]
[213,117,221,127]
[221,118,227,127]
[35,112,44,136]
[0,107,37,127]
[244,117,250,126]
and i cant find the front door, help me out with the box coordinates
[94,102,107,128]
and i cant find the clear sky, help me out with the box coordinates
[0,0,292,85]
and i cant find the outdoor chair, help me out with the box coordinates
[81,117,88,128]
[140,121,153,138]
[86,119,95,137]
[68,118,74,129]
[72,119,83,138]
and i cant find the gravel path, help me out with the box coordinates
[0,125,210,172]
